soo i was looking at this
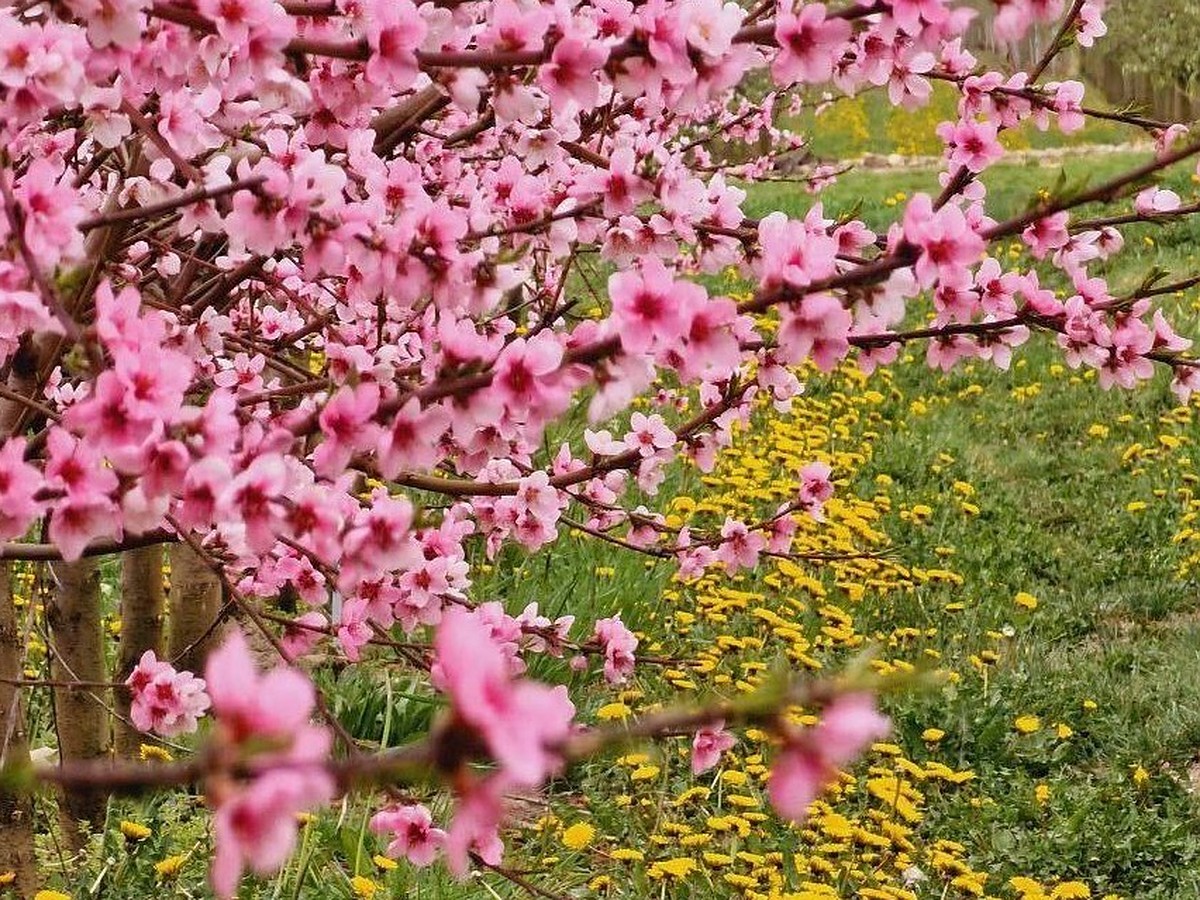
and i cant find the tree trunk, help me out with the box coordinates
[114,545,165,757]
[167,543,223,674]
[47,557,109,840]
[0,565,39,897]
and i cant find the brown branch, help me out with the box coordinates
[0,531,175,562]
[79,177,266,231]
[1029,0,1086,84]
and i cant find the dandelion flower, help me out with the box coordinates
[561,822,595,851]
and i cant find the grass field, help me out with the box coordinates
[23,149,1200,900]
[777,81,1136,160]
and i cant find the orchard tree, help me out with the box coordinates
[0,0,1196,896]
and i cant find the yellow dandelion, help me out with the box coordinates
[648,857,696,880]
[373,855,397,870]
[561,822,595,850]
[610,848,644,862]
[139,744,173,762]
[34,893,71,900]
[596,702,631,721]
[1051,883,1091,899]
[1014,715,1041,735]
[349,875,378,899]
[921,728,946,742]
[1010,876,1046,897]
[1014,592,1038,611]
[0,873,13,886]
[154,855,186,878]
[119,820,152,841]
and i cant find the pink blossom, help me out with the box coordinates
[798,462,834,520]
[1046,80,1086,133]
[444,774,507,877]
[205,629,322,748]
[1058,295,1111,370]
[517,602,574,656]
[926,333,976,372]
[903,194,985,288]
[156,87,222,160]
[890,0,951,32]
[126,650,210,737]
[766,743,826,822]
[1134,187,1182,215]
[887,49,936,109]
[13,159,84,265]
[341,494,420,586]
[772,4,851,85]
[1098,317,1155,390]
[608,258,695,354]
[280,612,328,661]
[592,613,638,684]
[1076,2,1107,46]
[49,495,120,562]
[1152,309,1193,353]
[540,36,607,111]
[0,439,45,542]
[196,0,279,46]
[767,507,799,554]
[362,0,426,90]
[625,412,675,457]
[680,296,741,379]
[62,371,158,463]
[219,456,286,553]
[994,0,1035,43]
[757,211,838,292]
[716,517,766,573]
[493,332,567,414]
[776,293,852,372]
[314,383,380,478]
[370,804,446,868]
[1171,365,1200,403]
[336,596,373,661]
[480,0,551,51]
[204,632,332,899]
[574,146,652,219]
[1155,124,1189,159]
[683,0,743,59]
[692,721,736,774]
[0,276,63,355]
[65,0,146,49]
[1021,211,1070,259]
[434,606,575,785]
[938,118,1003,173]
[377,398,450,477]
[211,769,333,899]
[768,693,890,822]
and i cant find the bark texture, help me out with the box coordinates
[0,565,38,897]
[167,543,223,673]
[114,545,165,756]
[47,557,110,839]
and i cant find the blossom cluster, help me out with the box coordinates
[0,0,1196,895]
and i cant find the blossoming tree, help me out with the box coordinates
[0,0,1196,895]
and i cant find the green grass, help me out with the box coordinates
[855,339,1200,897]
[780,80,1134,160]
